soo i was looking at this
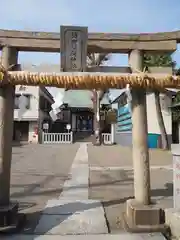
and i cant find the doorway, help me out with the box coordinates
[76,114,93,132]
[13,121,29,142]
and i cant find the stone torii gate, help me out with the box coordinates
[0,27,179,232]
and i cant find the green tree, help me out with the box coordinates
[144,53,176,68]
[144,53,175,150]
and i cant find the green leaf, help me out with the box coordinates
[144,53,175,68]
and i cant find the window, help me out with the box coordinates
[14,94,31,109]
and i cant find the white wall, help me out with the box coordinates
[28,121,38,143]
[114,92,172,146]
[14,85,39,120]
[14,85,54,144]
[146,93,172,135]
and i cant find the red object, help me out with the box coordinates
[34,126,38,135]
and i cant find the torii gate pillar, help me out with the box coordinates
[0,46,19,231]
[129,49,151,205]
[125,50,165,232]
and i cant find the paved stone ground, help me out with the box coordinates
[88,144,173,234]
[88,144,172,168]
[3,143,171,239]
[34,143,108,235]
[10,143,79,233]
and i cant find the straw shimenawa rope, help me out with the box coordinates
[0,65,180,90]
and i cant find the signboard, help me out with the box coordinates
[60,25,88,72]
[173,155,180,208]
[106,109,117,124]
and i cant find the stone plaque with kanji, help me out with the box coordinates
[60,25,88,72]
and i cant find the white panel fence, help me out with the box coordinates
[42,132,112,145]
[102,133,112,145]
[42,132,73,144]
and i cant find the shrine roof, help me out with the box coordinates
[63,90,110,108]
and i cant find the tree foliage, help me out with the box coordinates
[144,53,176,68]
[87,53,109,68]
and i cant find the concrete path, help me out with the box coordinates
[60,142,89,199]
[34,143,108,235]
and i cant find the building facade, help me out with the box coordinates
[112,90,173,148]
[13,85,54,143]
[50,89,110,142]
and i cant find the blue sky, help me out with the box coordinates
[1,0,180,65]
[1,0,180,97]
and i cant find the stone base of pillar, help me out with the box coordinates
[0,201,24,233]
[123,199,169,233]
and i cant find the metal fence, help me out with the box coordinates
[102,133,112,145]
[42,132,73,144]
